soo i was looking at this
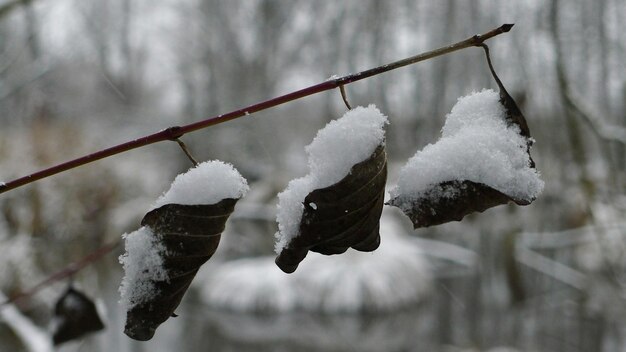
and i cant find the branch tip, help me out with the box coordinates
[501,24,514,32]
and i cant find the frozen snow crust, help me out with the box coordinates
[390,89,543,205]
[275,105,388,253]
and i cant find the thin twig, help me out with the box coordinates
[562,88,626,144]
[0,240,120,307]
[0,24,514,195]
[339,85,352,110]
[175,139,199,167]
[516,247,587,290]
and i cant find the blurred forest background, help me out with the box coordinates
[1,0,625,351]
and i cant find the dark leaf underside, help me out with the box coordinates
[387,180,528,229]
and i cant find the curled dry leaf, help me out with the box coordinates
[276,145,387,273]
[388,180,530,229]
[123,198,238,341]
[388,45,541,229]
[52,286,105,345]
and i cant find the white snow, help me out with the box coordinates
[118,226,169,311]
[152,160,249,209]
[275,105,388,253]
[0,292,53,352]
[202,210,430,313]
[390,89,543,205]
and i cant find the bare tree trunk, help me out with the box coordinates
[21,0,40,60]
[549,0,591,189]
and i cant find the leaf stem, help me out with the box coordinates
[0,24,513,194]
[339,85,352,110]
[175,138,200,167]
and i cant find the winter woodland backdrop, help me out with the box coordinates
[0,0,625,351]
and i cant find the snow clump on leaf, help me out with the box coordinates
[390,89,543,206]
[118,226,168,311]
[152,160,249,209]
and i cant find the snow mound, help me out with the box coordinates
[390,89,543,203]
[202,211,430,313]
[152,160,249,209]
[275,105,388,253]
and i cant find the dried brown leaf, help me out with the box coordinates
[388,45,538,229]
[387,180,529,228]
[123,198,238,341]
[276,145,387,273]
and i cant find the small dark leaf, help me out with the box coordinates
[52,286,105,345]
[276,145,387,273]
[124,198,238,341]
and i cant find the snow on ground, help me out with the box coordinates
[0,292,53,352]
[202,209,430,313]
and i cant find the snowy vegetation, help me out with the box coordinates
[0,0,625,351]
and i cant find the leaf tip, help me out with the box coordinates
[124,319,157,341]
[275,247,307,274]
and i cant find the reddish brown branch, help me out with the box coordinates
[0,24,513,195]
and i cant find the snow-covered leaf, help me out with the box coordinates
[119,161,248,341]
[123,199,238,341]
[276,145,387,273]
[275,105,388,273]
[389,46,543,229]
[388,87,543,228]
[52,286,104,345]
